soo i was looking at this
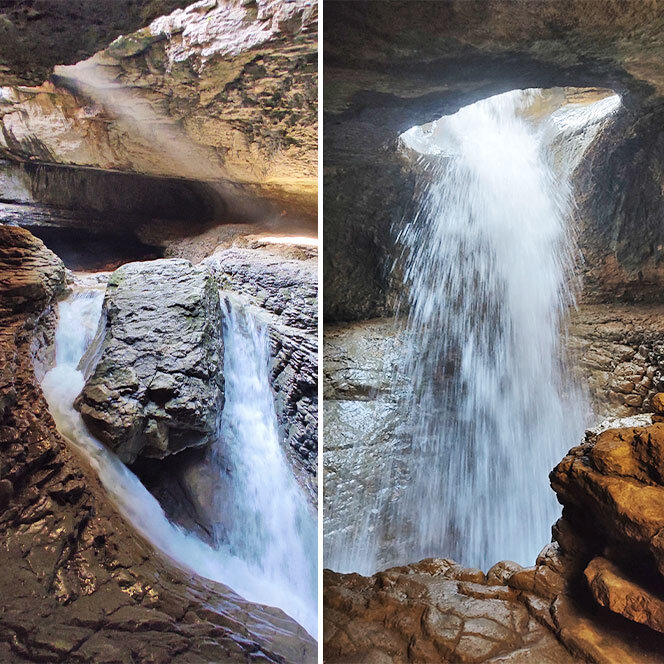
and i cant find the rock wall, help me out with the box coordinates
[203,236,318,502]
[0,224,315,663]
[0,0,318,220]
[323,319,408,568]
[570,304,664,418]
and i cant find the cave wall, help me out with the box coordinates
[0,0,191,86]
[0,0,318,221]
[575,106,664,303]
[323,0,664,321]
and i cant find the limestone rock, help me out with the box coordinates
[0,1,191,87]
[204,242,318,501]
[75,258,224,464]
[652,393,664,414]
[585,557,664,634]
[551,594,664,664]
[323,561,575,664]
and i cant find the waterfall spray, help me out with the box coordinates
[329,88,621,574]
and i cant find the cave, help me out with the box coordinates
[0,1,318,662]
[323,2,664,662]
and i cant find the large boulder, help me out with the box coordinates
[75,258,223,464]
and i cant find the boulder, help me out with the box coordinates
[0,224,65,318]
[550,423,664,578]
[75,258,223,464]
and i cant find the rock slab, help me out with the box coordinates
[76,258,224,464]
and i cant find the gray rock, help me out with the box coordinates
[75,258,223,464]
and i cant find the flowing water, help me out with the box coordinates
[331,88,621,574]
[41,289,317,637]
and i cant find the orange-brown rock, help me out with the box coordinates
[0,225,65,318]
[585,557,664,634]
[551,423,664,578]
[652,393,664,414]
[324,559,575,664]
[325,415,664,663]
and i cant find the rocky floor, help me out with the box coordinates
[325,416,664,662]
[0,225,316,663]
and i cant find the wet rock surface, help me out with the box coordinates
[323,318,409,568]
[75,259,224,465]
[0,224,316,663]
[324,560,575,664]
[0,224,66,318]
[323,313,664,661]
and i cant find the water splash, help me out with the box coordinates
[330,88,620,574]
[41,289,317,637]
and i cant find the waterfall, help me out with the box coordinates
[214,299,317,625]
[41,289,317,637]
[332,88,620,574]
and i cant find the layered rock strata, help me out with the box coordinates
[569,304,664,417]
[0,0,318,218]
[0,224,315,663]
[75,259,224,465]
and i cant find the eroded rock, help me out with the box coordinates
[0,0,318,218]
[76,258,224,464]
[0,225,315,663]
[585,557,664,634]
[0,224,65,317]
[323,560,575,664]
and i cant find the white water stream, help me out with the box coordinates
[332,88,621,574]
[41,289,317,637]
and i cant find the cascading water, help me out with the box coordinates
[214,299,317,623]
[330,88,621,575]
[41,288,317,637]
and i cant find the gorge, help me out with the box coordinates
[0,1,317,662]
[323,2,664,662]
